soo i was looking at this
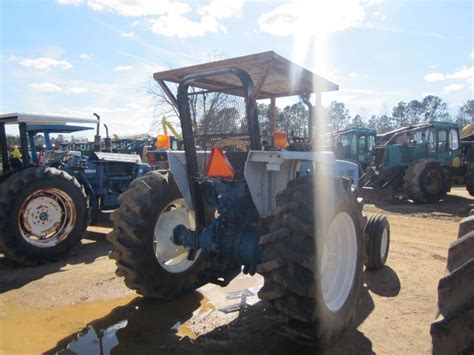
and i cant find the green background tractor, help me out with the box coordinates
[362,121,472,203]
[325,127,377,171]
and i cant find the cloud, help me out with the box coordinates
[348,72,359,78]
[80,53,91,60]
[470,52,474,59]
[56,0,244,38]
[148,0,244,37]
[424,72,445,82]
[66,87,88,94]
[258,0,367,36]
[360,23,444,38]
[18,57,72,70]
[121,31,135,38]
[29,83,62,92]
[114,65,133,71]
[61,0,190,17]
[446,66,474,80]
[444,83,464,93]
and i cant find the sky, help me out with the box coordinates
[0,0,473,138]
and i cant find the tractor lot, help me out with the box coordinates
[0,187,472,354]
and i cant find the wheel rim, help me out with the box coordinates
[18,188,76,248]
[380,227,388,260]
[153,198,201,273]
[425,169,442,193]
[320,212,357,312]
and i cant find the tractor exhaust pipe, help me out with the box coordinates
[93,112,101,152]
[103,124,111,152]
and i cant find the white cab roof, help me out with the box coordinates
[0,113,98,125]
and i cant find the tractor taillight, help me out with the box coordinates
[156,134,171,149]
[273,131,288,149]
[205,147,235,180]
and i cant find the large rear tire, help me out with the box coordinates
[0,166,88,265]
[465,166,474,197]
[430,216,474,354]
[403,159,448,203]
[257,175,365,346]
[107,171,206,300]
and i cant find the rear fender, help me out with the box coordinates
[244,150,358,218]
[168,150,359,218]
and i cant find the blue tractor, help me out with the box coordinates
[108,52,391,346]
[0,113,150,264]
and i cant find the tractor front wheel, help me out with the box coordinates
[403,159,448,203]
[257,175,365,346]
[365,214,390,270]
[107,171,206,299]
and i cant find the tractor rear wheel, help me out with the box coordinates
[107,171,206,299]
[403,159,448,203]
[431,216,474,354]
[257,175,365,346]
[0,166,88,265]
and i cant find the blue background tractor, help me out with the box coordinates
[0,113,150,264]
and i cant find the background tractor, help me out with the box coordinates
[107,51,391,346]
[361,121,474,203]
[0,113,150,264]
[461,123,474,195]
[324,127,377,171]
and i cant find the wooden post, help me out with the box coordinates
[314,92,323,150]
[270,96,276,133]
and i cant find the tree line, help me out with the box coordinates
[258,96,473,136]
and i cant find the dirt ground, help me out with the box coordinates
[0,187,472,355]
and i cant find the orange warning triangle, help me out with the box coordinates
[205,147,235,180]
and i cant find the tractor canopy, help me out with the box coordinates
[153,51,338,100]
[0,113,97,174]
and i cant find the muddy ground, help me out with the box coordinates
[1,187,472,354]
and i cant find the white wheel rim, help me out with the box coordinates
[153,199,201,273]
[320,212,357,312]
[380,227,388,260]
[18,188,76,248]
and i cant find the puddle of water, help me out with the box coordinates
[0,273,263,354]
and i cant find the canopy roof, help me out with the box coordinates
[0,113,98,126]
[153,51,338,100]
[26,125,94,134]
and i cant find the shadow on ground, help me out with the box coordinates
[365,266,401,297]
[369,190,473,219]
[0,215,113,293]
[45,265,402,355]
